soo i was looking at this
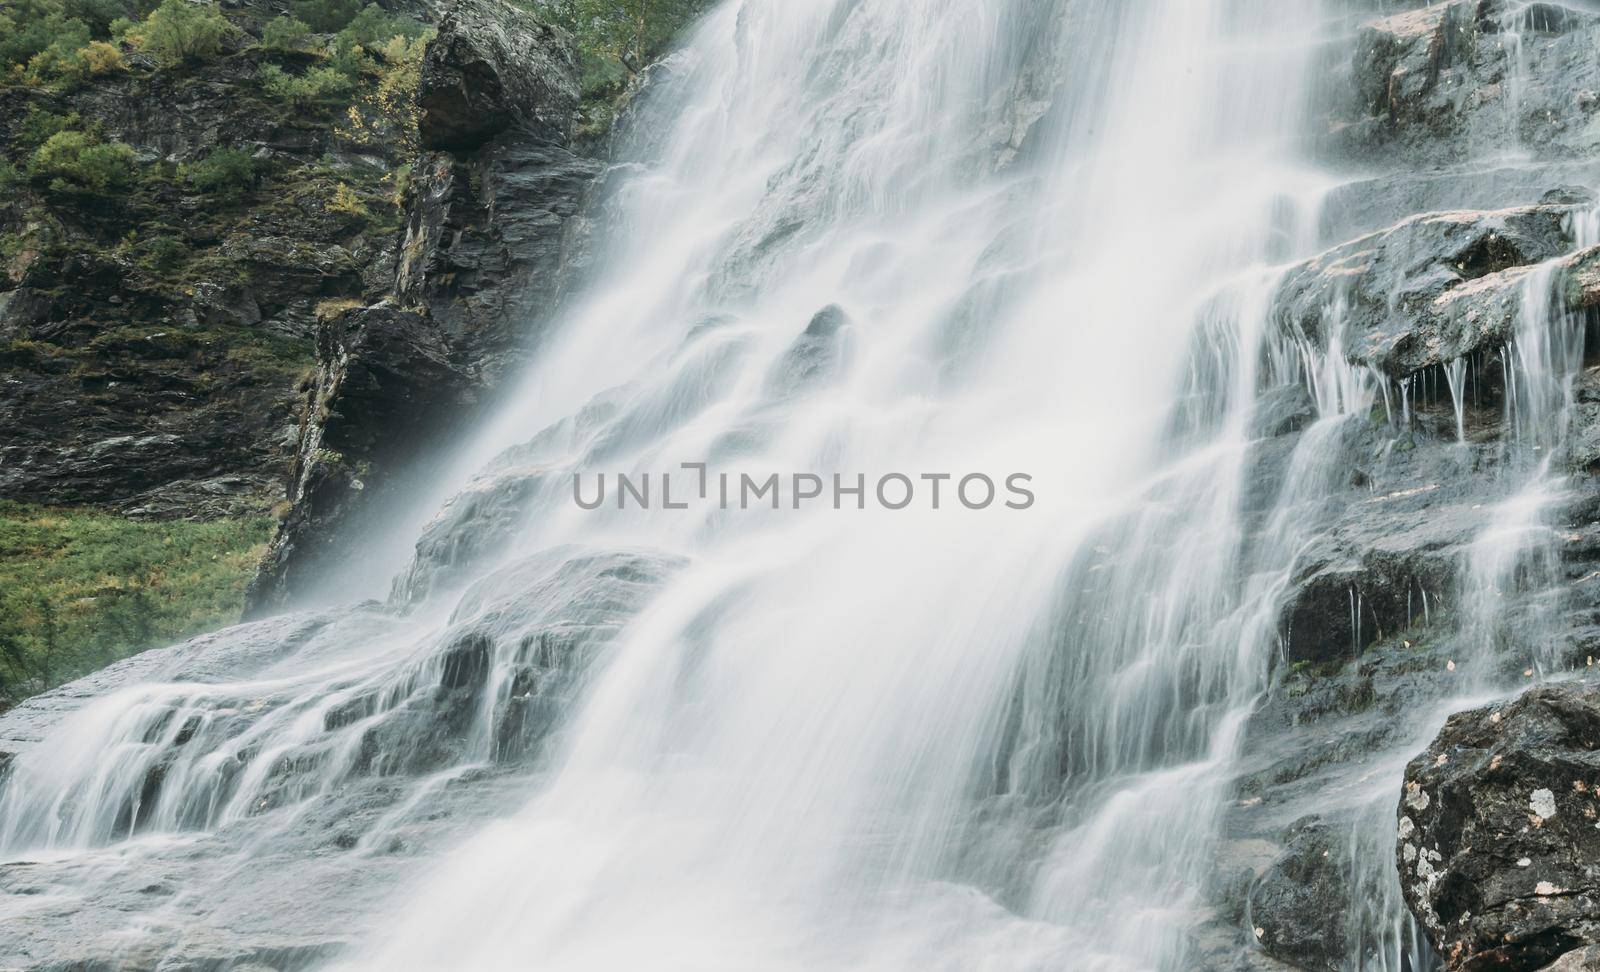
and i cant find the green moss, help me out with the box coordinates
[0,501,274,704]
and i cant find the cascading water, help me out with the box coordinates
[334,2,1347,969]
[6,1,1600,970]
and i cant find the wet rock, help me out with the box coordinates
[1248,817,1352,972]
[396,138,602,383]
[1332,0,1600,166]
[1274,204,1589,379]
[1398,680,1600,971]
[248,307,476,612]
[608,49,695,160]
[1544,944,1600,970]
[764,304,854,399]
[392,468,549,604]
[359,547,685,771]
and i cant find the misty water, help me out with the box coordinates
[3,0,1598,969]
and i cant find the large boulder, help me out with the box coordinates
[1398,681,1600,971]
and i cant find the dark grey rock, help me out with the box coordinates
[1248,817,1352,972]
[1275,204,1590,379]
[1399,680,1600,971]
[417,0,580,151]
[1328,0,1600,167]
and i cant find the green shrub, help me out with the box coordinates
[184,145,258,197]
[260,13,310,51]
[290,0,361,33]
[325,34,371,77]
[548,0,711,87]
[135,232,190,269]
[62,0,129,34]
[1,1,79,73]
[335,3,420,49]
[0,0,137,76]
[15,17,90,83]
[17,106,82,151]
[131,0,229,67]
[29,129,138,194]
[260,62,352,108]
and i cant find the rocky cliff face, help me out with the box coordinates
[1189,2,1600,970]
[0,29,405,520]
[245,0,601,614]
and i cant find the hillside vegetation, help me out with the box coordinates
[0,0,712,709]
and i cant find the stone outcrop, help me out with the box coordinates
[247,0,602,613]
[1275,201,1595,378]
[1330,0,1600,168]
[1398,681,1600,972]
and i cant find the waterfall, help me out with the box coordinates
[7,0,1600,970]
[341,0,1337,968]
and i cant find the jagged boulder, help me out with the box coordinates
[1398,681,1600,971]
[417,0,580,151]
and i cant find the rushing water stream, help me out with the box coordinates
[4,1,1600,970]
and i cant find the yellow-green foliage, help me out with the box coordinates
[327,180,367,215]
[0,501,274,703]
[28,129,138,194]
[260,14,311,52]
[339,31,430,154]
[130,0,230,67]
[259,62,353,108]
[75,38,123,74]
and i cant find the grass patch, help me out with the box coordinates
[0,501,273,706]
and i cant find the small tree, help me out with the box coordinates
[29,129,138,194]
[339,31,428,155]
[260,14,310,51]
[184,146,258,197]
[132,0,230,67]
[560,0,709,78]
